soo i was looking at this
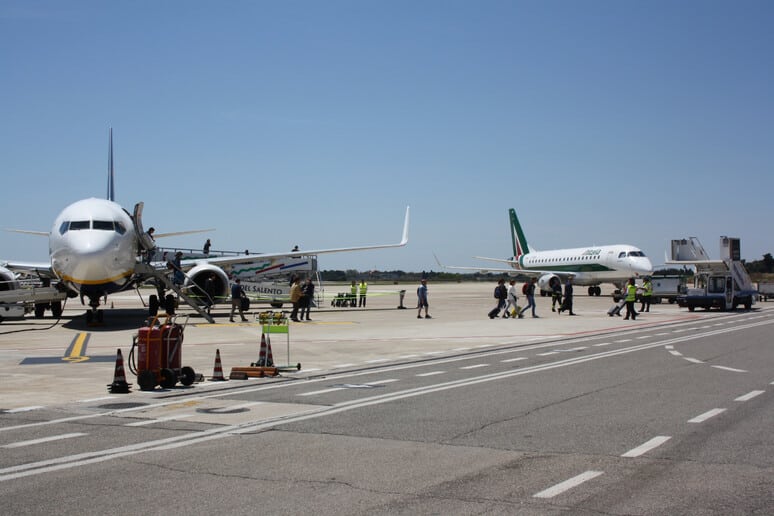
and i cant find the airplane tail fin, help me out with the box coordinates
[107,128,115,202]
[509,208,529,259]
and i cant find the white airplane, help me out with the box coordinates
[1,130,410,323]
[437,208,653,295]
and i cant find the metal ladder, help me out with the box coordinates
[134,263,215,323]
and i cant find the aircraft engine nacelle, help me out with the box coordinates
[0,266,20,292]
[537,274,561,294]
[183,264,230,305]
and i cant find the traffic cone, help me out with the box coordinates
[107,349,131,393]
[256,333,274,367]
[210,349,227,381]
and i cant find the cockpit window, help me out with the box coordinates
[93,220,114,231]
[114,221,126,235]
[59,221,69,235]
[627,251,646,257]
[69,221,90,230]
[618,252,626,259]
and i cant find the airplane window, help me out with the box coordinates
[618,252,626,258]
[93,220,114,231]
[115,222,127,235]
[70,221,90,230]
[59,221,69,235]
[627,251,646,257]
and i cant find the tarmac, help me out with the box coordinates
[0,282,705,412]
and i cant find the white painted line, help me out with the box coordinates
[636,336,649,340]
[735,390,765,402]
[688,408,726,423]
[615,339,632,343]
[2,433,88,449]
[533,470,604,498]
[501,357,527,363]
[664,345,674,349]
[372,379,400,385]
[593,342,611,347]
[656,333,670,336]
[416,371,445,377]
[398,355,420,359]
[621,436,671,458]
[452,347,471,352]
[298,387,346,396]
[77,397,116,403]
[4,406,45,413]
[423,351,444,355]
[669,350,683,356]
[537,352,559,356]
[684,357,704,364]
[460,364,490,370]
[365,358,389,364]
[331,363,357,369]
[300,368,322,373]
[712,365,748,373]
[125,414,195,427]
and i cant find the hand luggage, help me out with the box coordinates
[607,299,625,316]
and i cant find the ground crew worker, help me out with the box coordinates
[640,277,653,312]
[359,280,368,307]
[229,278,248,322]
[624,277,638,320]
[350,280,358,308]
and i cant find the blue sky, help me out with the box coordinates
[2,1,772,272]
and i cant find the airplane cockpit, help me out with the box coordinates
[58,220,128,235]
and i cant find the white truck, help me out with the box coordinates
[757,281,774,302]
[0,267,68,323]
[649,275,687,304]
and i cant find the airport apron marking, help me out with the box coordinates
[19,333,115,365]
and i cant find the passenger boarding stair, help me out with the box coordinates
[134,263,215,323]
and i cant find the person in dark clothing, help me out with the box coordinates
[519,277,539,318]
[301,278,315,321]
[229,278,248,322]
[550,277,563,312]
[558,276,576,315]
[490,279,508,318]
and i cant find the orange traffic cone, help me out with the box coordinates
[256,333,274,367]
[107,349,131,393]
[210,349,227,381]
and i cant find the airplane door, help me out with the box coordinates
[132,202,155,251]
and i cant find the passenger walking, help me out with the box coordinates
[489,279,507,319]
[359,280,368,307]
[417,278,431,319]
[203,273,216,314]
[519,277,539,318]
[301,277,315,321]
[623,277,638,320]
[558,276,576,315]
[290,278,303,322]
[229,278,248,322]
[550,277,563,312]
[505,279,522,318]
[640,276,652,312]
[350,280,358,308]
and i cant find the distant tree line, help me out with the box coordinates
[320,253,774,282]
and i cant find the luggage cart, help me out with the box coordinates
[257,311,301,371]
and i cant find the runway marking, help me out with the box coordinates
[735,390,764,402]
[330,363,357,369]
[712,365,747,373]
[416,371,445,377]
[365,358,389,364]
[500,357,527,363]
[3,406,45,413]
[615,339,631,343]
[298,387,346,396]
[669,350,683,356]
[593,342,611,347]
[2,433,88,449]
[62,332,91,363]
[537,351,559,356]
[688,408,726,423]
[460,364,489,370]
[621,436,671,458]
[398,354,420,359]
[125,414,195,427]
[684,357,704,364]
[533,470,603,498]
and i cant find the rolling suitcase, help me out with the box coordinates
[488,307,501,319]
[608,299,625,316]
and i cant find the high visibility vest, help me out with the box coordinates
[643,281,652,297]
[625,284,637,302]
[351,284,357,295]
[359,282,368,294]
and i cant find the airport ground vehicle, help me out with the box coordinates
[649,274,687,304]
[0,269,68,323]
[676,271,756,311]
[757,281,774,301]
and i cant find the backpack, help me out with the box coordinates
[522,282,530,295]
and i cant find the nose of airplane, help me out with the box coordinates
[53,230,135,286]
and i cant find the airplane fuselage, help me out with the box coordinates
[516,244,653,286]
[49,198,138,299]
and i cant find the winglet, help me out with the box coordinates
[399,206,410,246]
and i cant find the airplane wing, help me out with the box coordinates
[155,229,216,239]
[1,260,57,279]
[177,206,410,269]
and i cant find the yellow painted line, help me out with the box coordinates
[62,333,91,363]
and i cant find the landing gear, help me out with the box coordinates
[587,286,602,296]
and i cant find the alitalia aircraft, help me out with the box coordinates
[439,208,653,296]
[0,130,409,323]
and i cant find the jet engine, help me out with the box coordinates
[0,266,20,292]
[183,263,230,306]
[537,274,560,295]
